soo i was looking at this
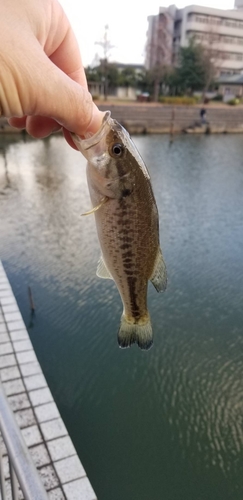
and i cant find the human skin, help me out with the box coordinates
[0,0,104,147]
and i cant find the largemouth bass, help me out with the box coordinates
[73,111,167,350]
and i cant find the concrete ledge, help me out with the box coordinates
[0,102,243,140]
[0,260,97,500]
[2,106,243,135]
[121,120,147,134]
[98,104,243,134]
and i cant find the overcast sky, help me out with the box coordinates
[58,0,235,66]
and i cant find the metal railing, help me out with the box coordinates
[0,382,48,500]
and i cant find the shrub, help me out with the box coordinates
[227,98,240,105]
[211,94,223,101]
[158,96,198,105]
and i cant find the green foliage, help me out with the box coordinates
[158,96,198,105]
[85,63,149,95]
[176,40,206,92]
[227,98,240,105]
[118,67,137,88]
[174,39,216,95]
[144,39,216,99]
[106,64,120,88]
[85,39,217,101]
[85,63,119,88]
[146,65,174,100]
[85,65,100,82]
[211,94,223,101]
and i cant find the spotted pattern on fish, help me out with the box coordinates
[94,174,159,322]
[72,111,167,349]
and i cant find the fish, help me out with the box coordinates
[72,111,167,350]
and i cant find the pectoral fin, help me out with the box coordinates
[96,256,113,280]
[81,197,108,216]
[150,248,167,292]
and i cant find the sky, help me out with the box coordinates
[59,0,235,66]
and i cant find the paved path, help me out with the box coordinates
[0,260,97,500]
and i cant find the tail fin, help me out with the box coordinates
[118,315,153,351]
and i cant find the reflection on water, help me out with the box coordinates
[1,133,243,500]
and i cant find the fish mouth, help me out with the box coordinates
[71,111,112,154]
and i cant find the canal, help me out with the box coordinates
[1,132,243,500]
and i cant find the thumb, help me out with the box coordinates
[4,45,103,137]
[27,60,103,137]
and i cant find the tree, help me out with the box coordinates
[85,66,100,83]
[148,64,164,100]
[175,39,217,96]
[85,63,119,96]
[176,40,206,93]
[147,64,173,99]
[103,62,119,90]
[200,47,217,99]
[198,23,221,99]
[118,67,137,96]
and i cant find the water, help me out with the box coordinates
[1,132,243,500]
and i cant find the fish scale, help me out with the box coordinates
[72,111,167,350]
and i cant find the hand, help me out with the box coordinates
[0,0,103,146]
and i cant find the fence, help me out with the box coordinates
[0,381,48,500]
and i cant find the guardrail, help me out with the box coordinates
[0,381,48,500]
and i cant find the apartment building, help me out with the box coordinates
[145,1,243,76]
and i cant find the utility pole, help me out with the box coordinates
[95,25,114,100]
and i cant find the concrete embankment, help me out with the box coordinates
[97,103,243,134]
[1,104,243,135]
[0,260,97,500]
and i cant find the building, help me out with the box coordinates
[217,72,243,99]
[146,1,243,76]
[146,5,176,69]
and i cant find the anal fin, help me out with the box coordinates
[150,248,167,292]
[96,256,113,280]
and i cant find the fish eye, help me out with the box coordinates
[111,143,124,157]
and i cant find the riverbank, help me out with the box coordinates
[97,102,243,134]
[1,102,243,135]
